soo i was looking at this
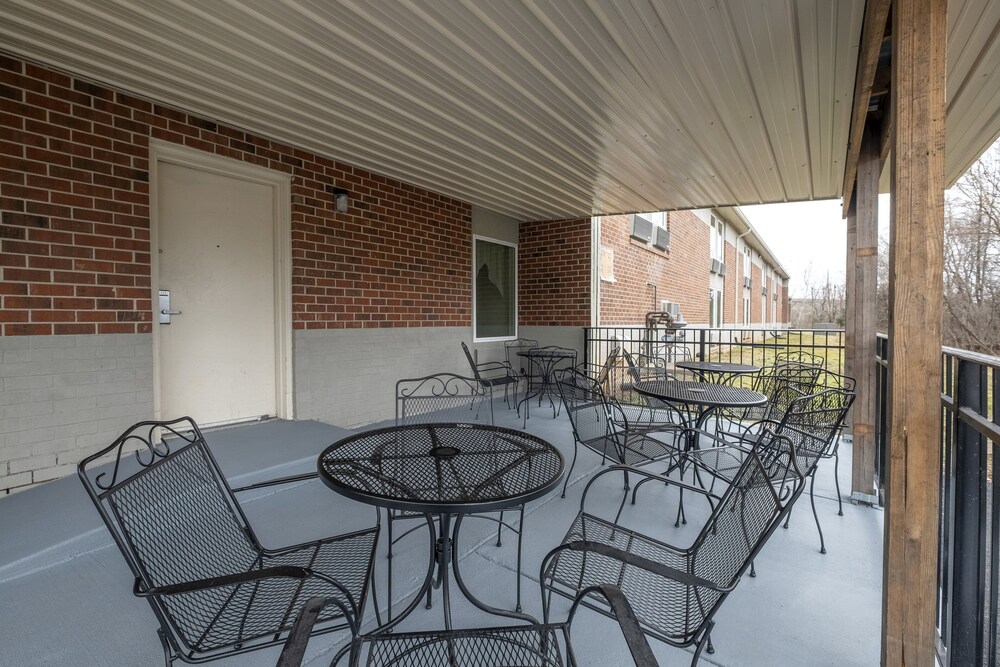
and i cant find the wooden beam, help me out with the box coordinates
[849,121,880,502]
[842,0,892,218]
[882,0,947,663]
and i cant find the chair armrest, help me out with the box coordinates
[277,596,358,667]
[231,471,319,493]
[579,465,720,513]
[561,540,732,593]
[567,584,659,667]
[134,565,312,597]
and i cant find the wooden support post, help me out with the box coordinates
[848,123,880,503]
[882,0,946,664]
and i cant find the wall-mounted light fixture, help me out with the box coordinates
[331,187,350,213]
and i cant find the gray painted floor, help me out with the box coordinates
[0,400,883,666]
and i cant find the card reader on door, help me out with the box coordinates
[159,290,182,324]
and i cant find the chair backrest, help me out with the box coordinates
[505,337,539,376]
[774,386,856,469]
[755,362,824,420]
[396,373,493,425]
[691,430,805,598]
[596,346,620,387]
[78,418,260,596]
[556,368,621,460]
[774,350,825,368]
[460,341,483,380]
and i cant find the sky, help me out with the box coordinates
[741,195,891,297]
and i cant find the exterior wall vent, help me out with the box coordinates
[630,214,653,243]
[653,226,670,250]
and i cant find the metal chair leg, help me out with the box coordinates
[561,443,579,498]
[834,451,844,516]
[496,510,504,547]
[809,473,827,554]
[157,629,175,666]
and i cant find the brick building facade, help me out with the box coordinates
[0,54,787,494]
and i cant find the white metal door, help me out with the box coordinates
[156,160,278,425]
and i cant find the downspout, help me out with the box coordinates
[590,216,600,327]
[736,229,752,327]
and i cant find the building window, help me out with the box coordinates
[743,250,751,282]
[709,288,723,328]
[742,296,751,326]
[473,236,516,341]
[710,214,725,262]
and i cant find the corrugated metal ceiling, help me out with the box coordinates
[0,1,997,221]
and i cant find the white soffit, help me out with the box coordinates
[0,1,996,220]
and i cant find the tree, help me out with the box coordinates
[941,146,1000,354]
[791,265,846,328]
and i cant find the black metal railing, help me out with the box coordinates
[875,333,1000,666]
[583,326,846,376]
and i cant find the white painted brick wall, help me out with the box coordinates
[0,334,154,495]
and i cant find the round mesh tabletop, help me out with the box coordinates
[317,423,564,514]
[675,361,760,374]
[517,349,576,360]
[633,380,767,409]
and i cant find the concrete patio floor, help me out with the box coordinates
[0,398,883,666]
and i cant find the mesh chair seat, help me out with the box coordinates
[361,625,563,667]
[547,512,707,646]
[163,531,377,652]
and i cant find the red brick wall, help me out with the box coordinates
[598,211,709,325]
[519,218,590,326]
[723,242,736,324]
[0,55,471,335]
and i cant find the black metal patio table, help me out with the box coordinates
[517,347,577,424]
[317,422,564,632]
[674,360,760,383]
[633,380,767,449]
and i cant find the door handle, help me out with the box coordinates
[158,290,182,324]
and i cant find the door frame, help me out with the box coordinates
[149,139,294,422]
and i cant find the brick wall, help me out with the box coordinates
[598,211,709,325]
[518,218,591,327]
[0,54,472,335]
[723,242,736,324]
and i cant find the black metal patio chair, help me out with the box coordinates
[506,336,540,383]
[78,417,379,666]
[540,431,805,666]
[388,373,528,613]
[614,350,692,434]
[462,340,521,408]
[278,587,658,666]
[556,368,680,498]
[686,383,855,554]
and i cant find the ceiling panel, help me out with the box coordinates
[0,0,996,220]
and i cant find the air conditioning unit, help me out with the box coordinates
[630,214,653,243]
[743,276,752,289]
[762,286,768,296]
[710,258,722,274]
[718,262,727,277]
[653,226,670,250]
[660,301,680,318]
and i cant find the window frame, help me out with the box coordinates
[472,235,518,343]
[710,214,725,262]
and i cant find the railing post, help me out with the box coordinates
[697,329,706,362]
[949,358,987,665]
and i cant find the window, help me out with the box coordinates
[743,250,751,282]
[710,214,725,262]
[473,236,516,341]
[742,296,751,326]
[709,288,723,327]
